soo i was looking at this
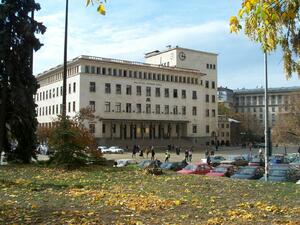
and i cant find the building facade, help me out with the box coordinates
[35,47,218,146]
[233,87,300,127]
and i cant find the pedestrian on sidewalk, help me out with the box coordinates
[188,148,193,162]
[165,150,170,163]
[184,149,189,162]
[151,146,155,161]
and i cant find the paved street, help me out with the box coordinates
[102,146,299,163]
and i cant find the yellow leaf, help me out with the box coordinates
[174,200,181,206]
[97,4,106,15]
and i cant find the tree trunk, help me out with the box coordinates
[0,83,8,158]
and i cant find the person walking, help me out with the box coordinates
[184,149,189,162]
[139,147,144,158]
[132,145,136,158]
[188,149,193,162]
[165,150,170,163]
[207,153,211,166]
[151,146,155,161]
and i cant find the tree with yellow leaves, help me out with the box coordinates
[85,0,107,15]
[230,0,299,78]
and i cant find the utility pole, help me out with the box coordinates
[62,0,69,119]
[264,52,269,181]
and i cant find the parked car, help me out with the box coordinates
[138,159,162,168]
[210,156,227,167]
[284,153,299,163]
[160,161,188,171]
[206,164,237,177]
[108,146,124,154]
[97,146,110,153]
[177,163,212,175]
[221,155,249,166]
[269,154,288,165]
[260,165,292,182]
[248,155,265,166]
[290,158,300,169]
[115,159,137,167]
[231,166,264,180]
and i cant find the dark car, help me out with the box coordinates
[138,160,161,168]
[231,166,264,180]
[160,161,188,171]
[269,155,288,165]
[221,155,249,166]
[248,155,265,166]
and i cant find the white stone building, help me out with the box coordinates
[35,47,218,146]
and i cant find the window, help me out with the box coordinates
[126,103,131,113]
[113,69,117,76]
[272,107,275,112]
[206,125,210,133]
[206,64,209,69]
[173,106,178,115]
[193,125,197,134]
[126,85,132,95]
[173,89,178,98]
[56,105,58,114]
[46,90,48,99]
[68,102,71,112]
[155,105,160,114]
[85,65,90,73]
[192,91,197,99]
[136,86,142,96]
[212,109,216,117]
[69,84,71,94]
[146,87,151,96]
[89,101,95,112]
[182,90,186,99]
[164,105,169,114]
[165,88,169,97]
[212,81,215,89]
[97,67,101,74]
[73,101,76,112]
[212,95,216,103]
[105,83,111,93]
[182,106,186,115]
[49,90,52,99]
[205,81,209,88]
[192,107,197,116]
[102,124,106,133]
[116,84,121,94]
[136,104,141,113]
[146,104,151,114]
[115,103,121,112]
[112,124,116,133]
[91,66,95,74]
[90,82,96,92]
[226,124,229,128]
[105,102,110,112]
[155,88,160,97]
[206,109,209,117]
[73,82,76,93]
[89,124,95,133]
[206,95,209,103]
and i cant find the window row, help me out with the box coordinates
[35,82,76,102]
[192,125,210,134]
[84,65,202,85]
[37,101,76,117]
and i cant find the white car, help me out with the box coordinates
[97,146,109,153]
[115,159,137,167]
[108,146,124,154]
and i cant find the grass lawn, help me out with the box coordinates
[0,164,299,225]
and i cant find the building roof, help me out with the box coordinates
[144,46,218,58]
[36,55,206,78]
[234,86,300,95]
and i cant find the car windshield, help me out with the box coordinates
[184,165,197,171]
[269,169,287,176]
[214,167,227,173]
[238,168,256,175]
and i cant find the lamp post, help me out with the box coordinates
[62,0,69,119]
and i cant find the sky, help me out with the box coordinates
[33,0,300,89]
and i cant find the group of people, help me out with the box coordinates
[132,145,156,160]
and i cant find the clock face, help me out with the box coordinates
[179,51,186,61]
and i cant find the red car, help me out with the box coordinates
[206,164,236,177]
[177,163,212,175]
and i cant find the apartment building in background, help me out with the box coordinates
[35,46,218,146]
